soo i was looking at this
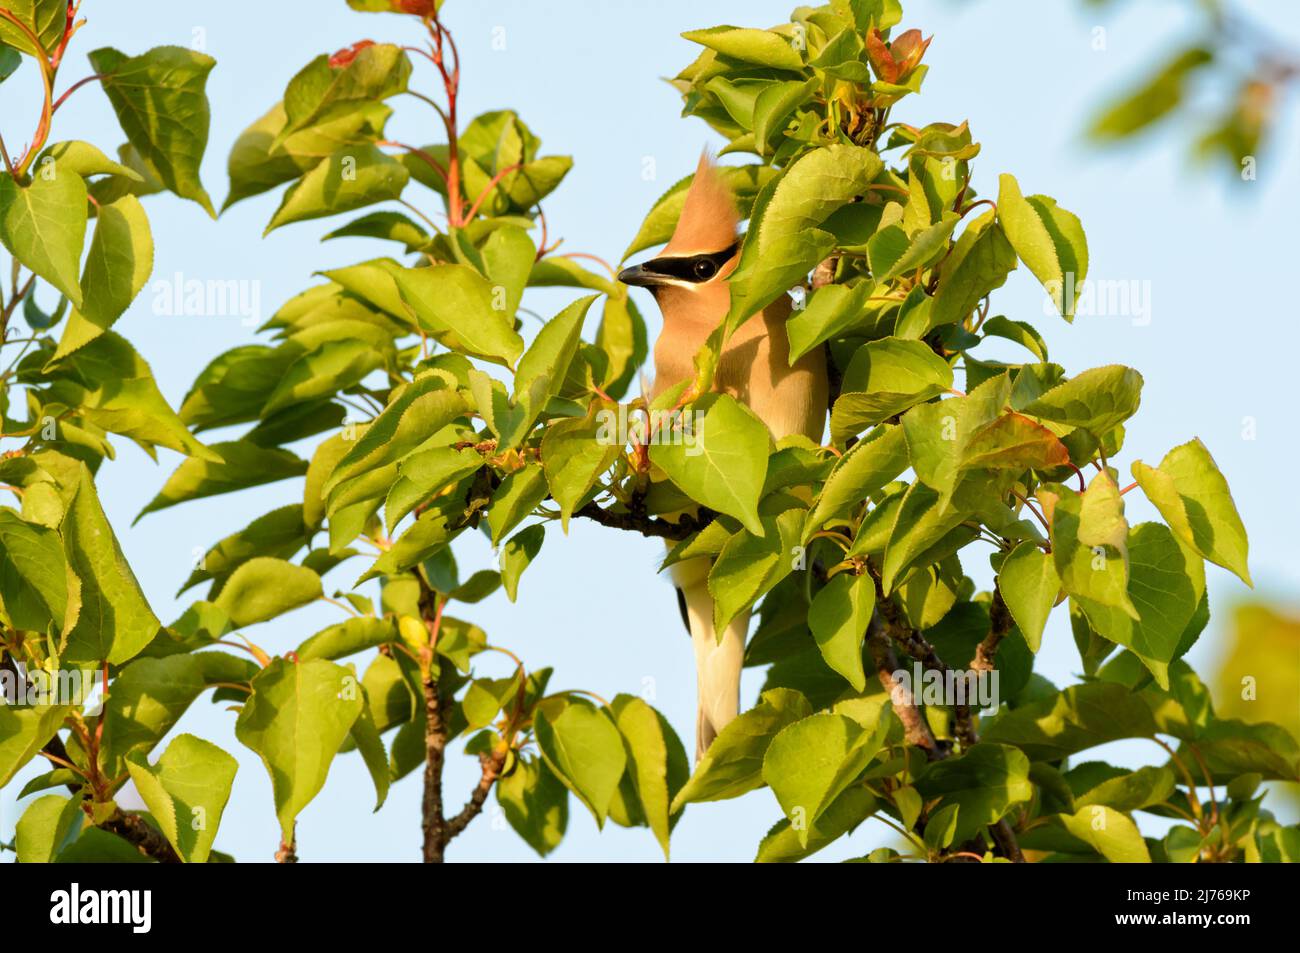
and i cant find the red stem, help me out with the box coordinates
[463,162,523,223]
[52,73,104,114]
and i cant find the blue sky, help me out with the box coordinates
[3,0,1298,862]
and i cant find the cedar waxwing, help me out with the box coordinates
[619,155,828,758]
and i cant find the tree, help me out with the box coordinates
[1082,0,1300,181]
[0,0,222,862]
[2,0,1295,865]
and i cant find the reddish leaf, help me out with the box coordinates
[865,29,900,83]
[962,412,1072,472]
[329,39,376,69]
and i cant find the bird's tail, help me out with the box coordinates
[674,563,748,761]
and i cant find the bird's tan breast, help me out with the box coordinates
[652,288,827,443]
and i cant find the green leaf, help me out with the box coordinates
[996,173,1088,320]
[54,827,151,863]
[0,168,87,306]
[297,616,396,661]
[348,702,389,811]
[763,711,889,845]
[139,441,307,520]
[323,208,427,248]
[1073,765,1175,812]
[102,654,207,771]
[727,144,883,329]
[924,803,961,851]
[480,224,535,320]
[180,504,310,595]
[262,339,384,417]
[0,42,17,83]
[1048,474,1138,618]
[900,374,1019,504]
[682,26,805,70]
[708,505,805,632]
[753,77,818,152]
[649,393,770,536]
[808,571,876,691]
[1179,719,1300,783]
[47,332,215,460]
[486,464,548,545]
[496,755,568,858]
[279,44,410,144]
[540,405,621,530]
[384,446,482,534]
[266,144,409,233]
[1058,805,1151,863]
[594,291,647,399]
[125,733,238,863]
[325,377,466,493]
[1074,522,1205,689]
[672,688,812,809]
[88,46,216,216]
[803,424,908,539]
[534,702,627,828]
[1088,47,1213,141]
[755,785,878,863]
[0,507,72,635]
[53,195,154,358]
[511,294,598,426]
[981,314,1048,361]
[356,493,467,584]
[1022,365,1143,436]
[831,337,953,442]
[982,681,1157,760]
[61,466,159,664]
[224,99,392,210]
[235,657,364,843]
[871,211,959,282]
[878,481,971,593]
[0,701,71,787]
[37,140,146,182]
[914,743,1033,845]
[390,264,525,366]
[611,694,690,859]
[931,209,1016,327]
[501,524,544,602]
[214,557,322,627]
[786,280,885,365]
[15,794,82,863]
[1131,438,1250,586]
[0,1,66,57]
[997,541,1060,653]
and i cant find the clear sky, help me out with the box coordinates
[2,0,1298,862]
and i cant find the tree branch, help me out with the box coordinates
[101,811,181,864]
[419,582,449,863]
[573,501,714,541]
[868,615,940,757]
[973,587,1013,673]
[445,751,506,839]
[864,564,1025,862]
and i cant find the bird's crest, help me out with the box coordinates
[662,153,740,258]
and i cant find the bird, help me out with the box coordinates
[618,154,828,758]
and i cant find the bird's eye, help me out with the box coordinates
[693,258,717,281]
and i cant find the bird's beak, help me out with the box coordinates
[617,262,667,288]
